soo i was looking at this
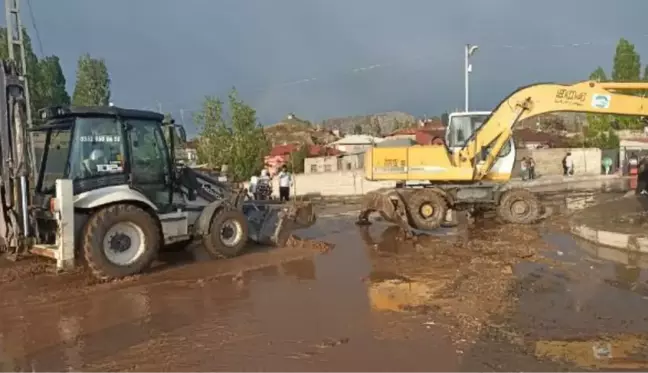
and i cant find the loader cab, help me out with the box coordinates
[33,106,185,212]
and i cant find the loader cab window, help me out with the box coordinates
[446,114,490,148]
[36,128,72,193]
[68,117,125,181]
[127,118,172,209]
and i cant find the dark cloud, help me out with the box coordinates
[23,0,648,135]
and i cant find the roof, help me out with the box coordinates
[388,126,445,137]
[43,106,164,122]
[329,135,383,145]
[269,144,341,157]
[376,138,418,147]
[515,128,563,143]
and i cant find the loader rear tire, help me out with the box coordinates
[405,190,448,230]
[203,209,249,259]
[83,204,160,281]
[497,189,540,224]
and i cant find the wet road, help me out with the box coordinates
[2,188,648,371]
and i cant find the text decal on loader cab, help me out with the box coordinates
[554,89,587,107]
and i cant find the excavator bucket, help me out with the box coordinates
[242,200,316,247]
[357,189,412,231]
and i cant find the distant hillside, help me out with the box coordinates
[320,111,417,136]
[264,117,337,147]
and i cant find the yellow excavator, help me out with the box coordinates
[358,80,648,231]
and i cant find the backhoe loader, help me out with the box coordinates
[359,80,648,231]
[0,60,316,280]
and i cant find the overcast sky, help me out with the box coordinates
[19,0,648,135]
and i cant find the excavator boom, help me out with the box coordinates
[463,80,648,179]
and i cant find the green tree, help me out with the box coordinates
[288,144,309,173]
[72,53,111,106]
[195,88,269,181]
[36,56,70,107]
[0,26,49,115]
[353,124,362,134]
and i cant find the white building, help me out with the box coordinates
[328,135,383,153]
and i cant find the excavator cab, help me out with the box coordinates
[444,111,516,181]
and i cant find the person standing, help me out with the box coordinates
[278,165,293,202]
[520,157,529,181]
[256,169,272,200]
[564,152,574,176]
[528,157,536,180]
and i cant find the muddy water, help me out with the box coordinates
[0,220,460,372]
[2,189,648,371]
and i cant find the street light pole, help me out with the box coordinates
[464,44,479,112]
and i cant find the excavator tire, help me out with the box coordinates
[203,208,249,259]
[82,204,160,281]
[405,190,448,230]
[496,188,541,224]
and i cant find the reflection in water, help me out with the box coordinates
[535,335,648,370]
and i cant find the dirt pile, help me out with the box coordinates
[362,222,551,343]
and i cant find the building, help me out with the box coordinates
[328,135,383,153]
[303,151,365,173]
[514,128,567,149]
[265,143,341,175]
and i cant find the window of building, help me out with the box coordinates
[310,164,318,173]
[346,163,352,170]
[324,164,332,172]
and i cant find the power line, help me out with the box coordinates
[167,37,648,119]
[24,0,44,56]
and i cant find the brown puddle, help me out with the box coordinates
[535,335,648,370]
[2,190,648,371]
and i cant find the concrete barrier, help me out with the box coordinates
[570,195,648,253]
[246,173,628,200]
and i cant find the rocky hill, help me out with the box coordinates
[264,117,338,147]
[320,111,417,137]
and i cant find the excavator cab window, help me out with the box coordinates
[446,113,490,148]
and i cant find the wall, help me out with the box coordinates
[339,153,363,171]
[515,148,602,176]
[248,147,605,197]
[262,171,395,197]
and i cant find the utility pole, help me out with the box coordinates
[464,44,479,112]
[5,0,37,183]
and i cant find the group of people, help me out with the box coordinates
[520,157,536,180]
[248,165,293,202]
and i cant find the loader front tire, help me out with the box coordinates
[497,189,540,224]
[405,190,448,230]
[83,204,160,281]
[203,209,249,259]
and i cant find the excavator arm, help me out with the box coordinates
[462,80,648,179]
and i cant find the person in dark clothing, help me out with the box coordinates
[528,157,536,180]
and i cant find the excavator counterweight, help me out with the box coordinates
[359,80,648,230]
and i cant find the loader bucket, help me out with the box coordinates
[242,200,317,247]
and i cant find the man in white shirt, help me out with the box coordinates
[249,174,259,199]
[278,165,292,202]
[564,152,574,176]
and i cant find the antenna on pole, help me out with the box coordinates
[5,0,37,182]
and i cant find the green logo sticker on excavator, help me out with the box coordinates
[591,94,611,109]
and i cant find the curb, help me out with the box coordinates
[570,193,648,253]
[570,224,648,253]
